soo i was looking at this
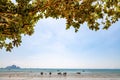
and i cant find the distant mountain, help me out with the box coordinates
[5,65,21,69]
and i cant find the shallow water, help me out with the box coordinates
[0,68,120,78]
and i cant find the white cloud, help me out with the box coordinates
[0,18,120,68]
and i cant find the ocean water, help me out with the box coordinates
[0,68,120,78]
[0,68,120,74]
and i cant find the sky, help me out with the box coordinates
[0,0,120,69]
[0,18,120,69]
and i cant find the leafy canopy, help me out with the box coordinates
[0,0,120,52]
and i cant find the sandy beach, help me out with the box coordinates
[0,71,120,80]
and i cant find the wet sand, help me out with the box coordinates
[0,72,120,80]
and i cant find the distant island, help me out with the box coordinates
[5,65,21,69]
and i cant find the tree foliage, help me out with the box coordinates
[0,0,120,52]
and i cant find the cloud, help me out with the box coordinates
[0,18,120,68]
[20,41,80,68]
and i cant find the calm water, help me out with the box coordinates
[0,68,120,74]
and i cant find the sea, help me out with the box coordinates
[0,68,120,78]
[0,68,120,74]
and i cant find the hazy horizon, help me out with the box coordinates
[1,64,120,69]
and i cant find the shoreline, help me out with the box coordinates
[0,69,120,80]
[0,72,120,80]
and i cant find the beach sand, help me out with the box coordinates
[0,72,120,80]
